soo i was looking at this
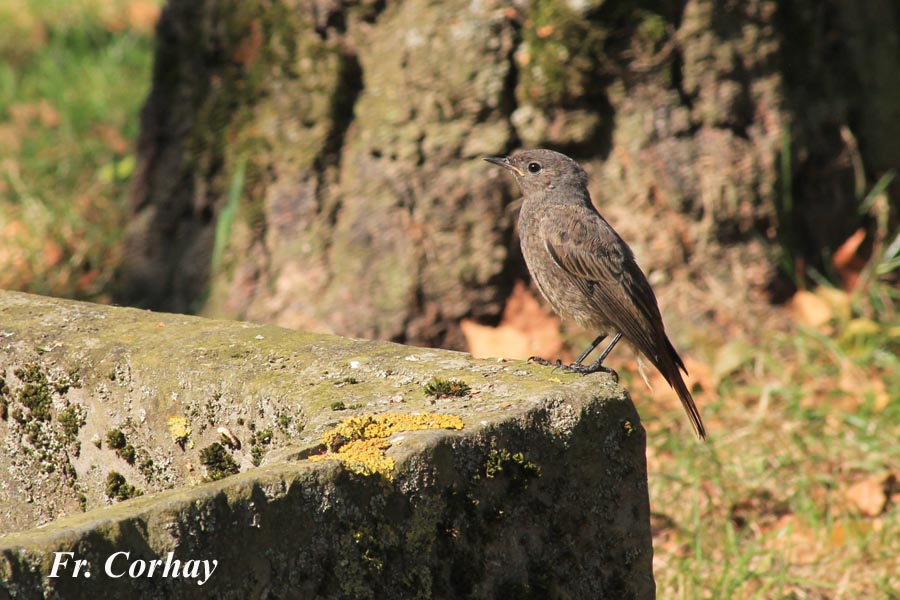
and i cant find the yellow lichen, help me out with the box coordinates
[309,412,465,478]
[167,416,192,448]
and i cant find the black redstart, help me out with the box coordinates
[485,149,707,440]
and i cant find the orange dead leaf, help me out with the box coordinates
[94,124,129,154]
[461,281,563,360]
[233,20,264,66]
[845,473,896,517]
[37,100,60,128]
[832,228,867,291]
[42,240,63,268]
[536,25,555,38]
[128,0,161,33]
[789,289,833,328]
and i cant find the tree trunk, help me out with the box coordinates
[116,0,900,346]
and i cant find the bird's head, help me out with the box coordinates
[484,149,589,198]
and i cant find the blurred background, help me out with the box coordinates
[2,0,899,596]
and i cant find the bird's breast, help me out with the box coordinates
[517,211,611,332]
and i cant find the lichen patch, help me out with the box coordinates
[309,413,465,478]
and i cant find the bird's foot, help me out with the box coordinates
[528,356,619,382]
[527,356,562,367]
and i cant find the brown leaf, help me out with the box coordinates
[94,124,129,154]
[233,20,263,66]
[845,473,896,517]
[461,281,563,360]
[832,228,867,291]
[789,289,833,328]
[42,240,63,268]
[128,0,161,33]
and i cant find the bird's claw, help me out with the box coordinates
[528,356,619,382]
[527,356,560,367]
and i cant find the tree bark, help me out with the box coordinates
[116,0,900,346]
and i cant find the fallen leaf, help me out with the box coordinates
[832,228,867,291]
[871,378,891,412]
[536,25,555,38]
[789,289,833,328]
[128,0,161,32]
[461,281,563,360]
[845,473,896,517]
[711,339,753,385]
[233,19,263,66]
[42,240,63,267]
[840,318,881,342]
[94,124,129,154]
[816,286,852,322]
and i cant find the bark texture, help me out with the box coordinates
[116,0,900,345]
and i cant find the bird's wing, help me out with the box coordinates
[540,205,673,369]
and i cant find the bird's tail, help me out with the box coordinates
[657,338,707,441]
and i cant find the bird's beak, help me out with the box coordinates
[483,156,525,177]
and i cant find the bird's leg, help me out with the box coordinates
[571,334,606,367]
[559,333,622,381]
[529,333,620,381]
[528,334,605,368]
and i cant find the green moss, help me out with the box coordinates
[331,401,347,411]
[106,428,126,450]
[636,10,667,45]
[518,0,607,108]
[484,446,542,482]
[199,442,240,481]
[249,426,274,466]
[119,444,137,465]
[58,406,85,442]
[250,445,266,466]
[106,428,136,463]
[139,455,155,479]
[53,369,82,394]
[105,471,142,501]
[14,365,53,421]
[276,412,293,431]
[250,428,273,446]
[424,377,471,398]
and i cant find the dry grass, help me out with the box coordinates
[0,0,159,300]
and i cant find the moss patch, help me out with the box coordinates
[310,413,465,478]
[423,377,471,399]
[105,471,142,501]
[484,445,541,482]
[106,428,137,464]
[199,442,241,481]
[58,406,86,442]
[249,427,273,467]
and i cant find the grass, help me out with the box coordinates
[0,0,159,301]
[617,302,900,598]
[3,2,900,598]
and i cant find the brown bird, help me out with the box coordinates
[485,149,706,440]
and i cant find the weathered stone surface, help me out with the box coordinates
[116,0,900,347]
[0,291,654,598]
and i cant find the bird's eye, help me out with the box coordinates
[527,162,542,174]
